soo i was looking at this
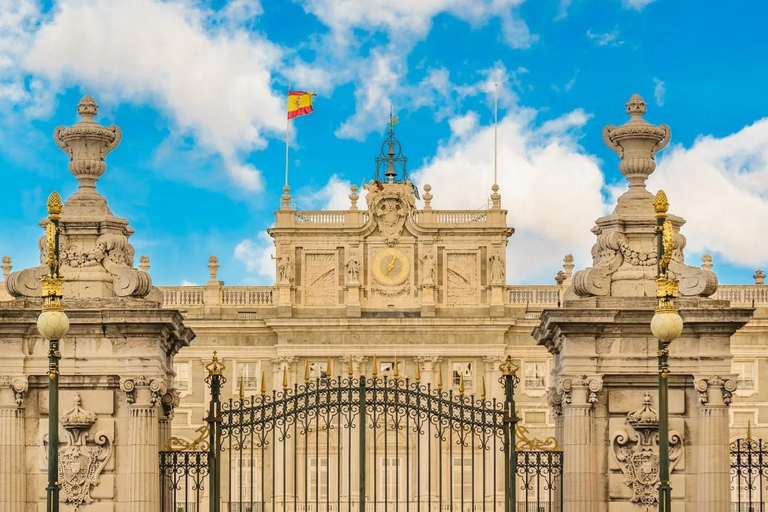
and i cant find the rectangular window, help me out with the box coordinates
[524,362,547,390]
[379,457,402,501]
[307,457,328,500]
[173,362,189,391]
[232,456,260,502]
[452,361,473,390]
[379,361,402,378]
[452,456,473,499]
[309,361,329,382]
[238,362,260,390]
[734,361,756,390]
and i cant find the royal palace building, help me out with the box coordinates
[1,94,767,512]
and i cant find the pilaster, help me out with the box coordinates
[0,376,27,512]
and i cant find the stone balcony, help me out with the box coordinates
[274,207,507,229]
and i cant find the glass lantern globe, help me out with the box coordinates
[650,308,683,343]
[37,309,70,341]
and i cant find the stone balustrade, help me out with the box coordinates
[508,285,560,305]
[159,286,274,308]
[275,208,505,228]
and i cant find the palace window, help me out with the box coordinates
[309,361,329,382]
[307,457,328,501]
[232,456,260,502]
[379,457,403,501]
[238,362,260,391]
[524,362,547,390]
[173,362,189,392]
[379,361,402,378]
[733,360,756,391]
[452,361,473,391]
[452,456,473,500]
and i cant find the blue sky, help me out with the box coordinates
[2,0,768,286]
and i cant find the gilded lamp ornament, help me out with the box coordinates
[650,190,683,344]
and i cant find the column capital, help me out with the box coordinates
[558,374,603,407]
[339,355,368,374]
[414,355,441,371]
[483,355,506,371]
[0,375,28,407]
[694,374,737,406]
[120,375,167,406]
[160,388,180,420]
[270,355,297,372]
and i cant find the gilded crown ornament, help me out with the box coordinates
[205,351,225,376]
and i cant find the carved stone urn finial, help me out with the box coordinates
[602,94,670,213]
[53,95,122,204]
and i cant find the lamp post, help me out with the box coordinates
[37,191,69,512]
[650,190,683,512]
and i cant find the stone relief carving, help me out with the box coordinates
[346,250,360,284]
[304,253,336,306]
[364,181,415,246]
[420,250,435,286]
[447,253,478,305]
[611,392,683,507]
[370,283,410,297]
[0,375,28,407]
[43,394,113,510]
[273,254,295,285]
[489,253,505,285]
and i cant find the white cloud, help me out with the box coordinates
[555,0,573,20]
[448,111,480,139]
[18,0,286,193]
[622,0,657,11]
[234,231,276,283]
[586,28,624,47]
[301,0,535,50]
[653,78,665,107]
[409,108,607,283]
[649,118,768,270]
[0,0,43,106]
[180,279,200,286]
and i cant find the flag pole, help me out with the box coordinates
[494,83,498,187]
[285,85,291,188]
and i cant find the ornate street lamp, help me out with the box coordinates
[37,191,69,512]
[650,190,684,512]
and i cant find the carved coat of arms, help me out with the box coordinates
[43,394,112,510]
[364,181,415,246]
[611,392,682,506]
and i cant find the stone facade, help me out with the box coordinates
[0,94,767,510]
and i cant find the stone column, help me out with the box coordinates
[340,356,367,504]
[271,356,296,511]
[559,375,603,512]
[415,356,441,506]
[693,375,735,512]
[122,376,165,512]
[482,356,505,505]
[0,376,27,512]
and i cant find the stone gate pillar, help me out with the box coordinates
[0,376,27,512]
[534,95,752,510]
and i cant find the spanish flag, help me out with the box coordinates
[287,91,316,120]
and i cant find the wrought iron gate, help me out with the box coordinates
[160,354,562,512]
[731,436,768,511]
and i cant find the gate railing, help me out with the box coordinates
[161,354,562,512]
[731,436,768,511]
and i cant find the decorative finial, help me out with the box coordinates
[282,366,288,390]
[499,355,518,376]
[653,190,669,214]
[47,191,63,216]
[260,372,266,396]
[208,255,219,282]
[490,183,501,209]
[393,356,399,379]
[701,254,714,272]
[625,94,647,118]
[372,356,378,378]
[375,110,408,183]
[327,357,333,378]
[305,359,310,383]
[436,363,443,389]
[1,256,12,280]
[459,373,465,395]
[481,376,486,400]
[239,376,245,399]
[347,357,354,378]
[422,184,433,210]
[754,269,765,286]
[281,184,292,210]
[349,185,359,211]
[77,95,99,120]
[414,361,421,383]
[205,352,225,376]
[139,255,150,273]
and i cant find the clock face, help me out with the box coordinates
[372,247,411,286]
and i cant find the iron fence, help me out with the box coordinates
[731,437,768,512]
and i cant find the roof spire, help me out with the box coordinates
[375,106,407,183]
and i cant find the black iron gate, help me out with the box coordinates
[160,354,562,512]
[731,436,768,511]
